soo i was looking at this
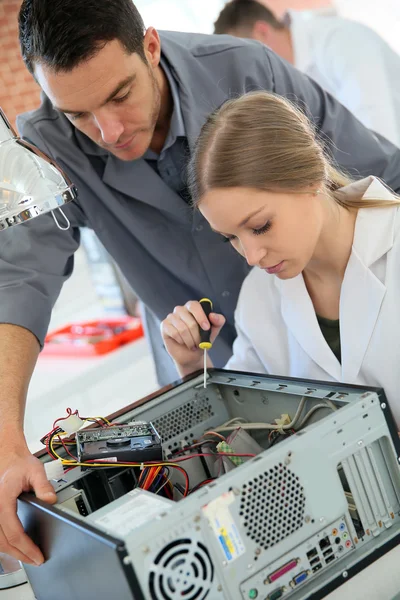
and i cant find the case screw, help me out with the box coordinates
[255,548,261,556]
[342,571,348,578]
[142,546,150,554]
[123,556,131,565]
[357,440,363,446]
[233,488,241,496]
[381,403,386,409]
[222,561,227,567]
[217,585,223,592]
[305,515,311,523]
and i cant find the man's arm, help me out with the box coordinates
[0,324,57,566]
[262,45,400,193]
[0,108,84,562]
[0,211,82,564]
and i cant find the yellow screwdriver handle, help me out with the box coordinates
[199,298,213,350]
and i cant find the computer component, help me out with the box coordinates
[56,486,91,517]
[18,369,400,600]
[76,421,162,464]
[53,464,140,512]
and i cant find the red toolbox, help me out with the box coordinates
[42,317,144,357]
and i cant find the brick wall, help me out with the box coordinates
[0,0,40,130]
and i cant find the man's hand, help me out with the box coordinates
[0,443,57,565]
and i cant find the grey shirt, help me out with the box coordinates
[9,31,400,385]
[144,57,189,199]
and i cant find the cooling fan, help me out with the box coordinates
[148,538,214,600]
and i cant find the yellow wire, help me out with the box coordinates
[49,414,113,459]
[63,461,184,469]
[83,417,111,425]
[49,434,183,470]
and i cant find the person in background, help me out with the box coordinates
[214,0,400,146]
[161,90,400,430]
[1,0,400,568]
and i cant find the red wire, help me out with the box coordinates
[172,452,256,462]
[64,466,78,474]
[171,465,190,497]
[58,435,78,461]
[52,408,76,430]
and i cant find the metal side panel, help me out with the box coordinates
[18,496,144,600]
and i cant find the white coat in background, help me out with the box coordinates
[287,9,400,147]
[225,178,400,424]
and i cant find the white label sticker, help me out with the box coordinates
[94,490,172,537]
[202,491,245,562]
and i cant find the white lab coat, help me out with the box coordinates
[288,9,400,147]
[225,177,400,424]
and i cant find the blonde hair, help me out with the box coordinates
[189,91,400,210]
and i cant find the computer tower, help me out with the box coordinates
[18,369,400,600]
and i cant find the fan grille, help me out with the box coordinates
[240,463,305,550]
[153,397,214,444]
[149,538,214,600]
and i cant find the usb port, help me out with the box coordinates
[306,548,318,560]
[325,555,335,564]
[310,556,320,566]
[312,563,322,573]
[319,536,331,550]
[323,547,333,557]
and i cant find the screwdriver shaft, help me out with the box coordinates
[203,348,207,388]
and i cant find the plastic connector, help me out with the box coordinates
[44,459,64,481]
[275,414,291,431]
[61,414,84,435]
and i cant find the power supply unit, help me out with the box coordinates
[18,369,400,600]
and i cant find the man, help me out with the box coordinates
[214,0,400,146]
[1,0,400,567]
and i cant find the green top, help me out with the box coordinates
[317,315,341,363]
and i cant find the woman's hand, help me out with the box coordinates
[160,301,225,375]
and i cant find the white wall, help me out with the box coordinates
[334,0,400,53]
[134,0,226,33]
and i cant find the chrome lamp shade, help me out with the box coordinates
[0,108,77,231]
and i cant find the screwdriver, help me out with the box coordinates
[198,298,213,388]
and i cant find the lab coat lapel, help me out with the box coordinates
[278,275,342,380]
[340,187,396,381]
[279,177,396,383]
[340,250,386,382]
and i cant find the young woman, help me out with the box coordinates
[160,92,400,424]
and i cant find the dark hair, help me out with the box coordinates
[19,0,146,75]
[214,0,284,35]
